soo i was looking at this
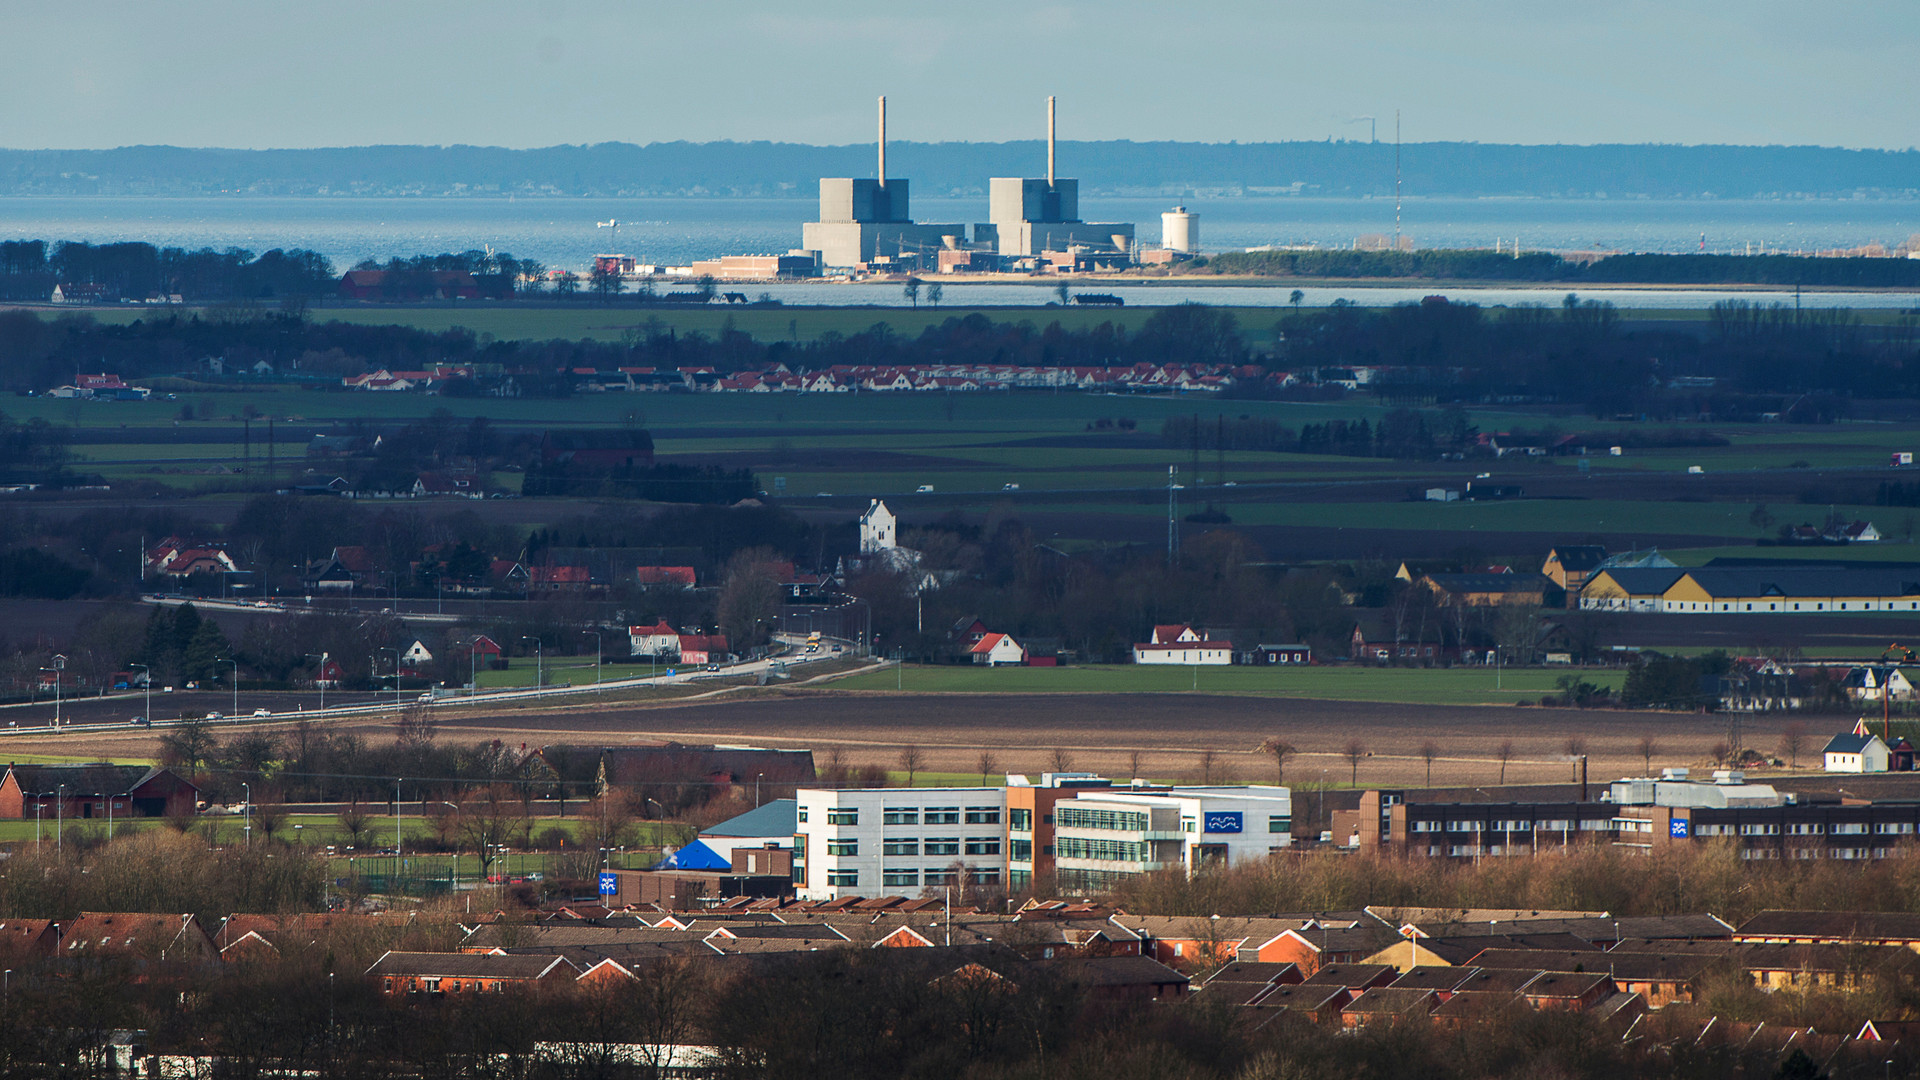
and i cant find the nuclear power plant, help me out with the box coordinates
[791,97,1185,275]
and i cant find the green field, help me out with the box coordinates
[834,663,1621,705]
[0,811,690,852]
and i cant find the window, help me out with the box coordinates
[826,870,858,887]
[924,838,960,856]
[1269,815,1292,834]
[1056,807,1149,832]
[965,806,1001,825]
[826,808,858,826]
[965,838,1001,856]
[924,807,960,825]
[1010,839,1033,861]
[797,808,808,823]
[924,868,957,886]
[1008,868,1032,891]
[1057,836,1148,862]
[1876,822,1915,835]
[793,835,806,857]
[970,868,1000,884]
[1538,819,1572,832]
[1009,808,1033,831]
[1831,822,1868,835]
[1787,823,1823,836]
[883,839,918,857]
[1739,823,1780,836]
[883,869,919,888]
[884,808,918,826]
[825,840,858,856]
[1182,818,1197,833]
[1411,820,1443,833]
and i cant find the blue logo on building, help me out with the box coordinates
[1203,812,1244,834]
[598,871,618,895]
[1669,819,1689,839]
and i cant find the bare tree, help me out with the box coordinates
[337,803,373,849]
[1051,747,1074,774]
[1562,735,1589,779]
[457,784,533,880]
[253,800,286,844]
[1343,739,1366,786]
[1420,740,1441,787]
[1258,739,1296,785]
[1779,722,1807,769]
[1127,749,1146,780]
[1199,750,1218,785]
[1638,736,1659,774]
[1495,740,1516,784]
[976,750,1000,787]
[899,746,926,788]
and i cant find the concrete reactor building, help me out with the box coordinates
[1161,206,1200,253]
[801,97,966,269]
[975,97,1135,260]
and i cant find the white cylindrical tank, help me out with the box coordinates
[1161,206,1199,253]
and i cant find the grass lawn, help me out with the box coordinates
[1,812,693,852]
[833,663,1621,706]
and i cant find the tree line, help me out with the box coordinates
[1206,247,1920,287]
[0,239,337,301]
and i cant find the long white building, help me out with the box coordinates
[793,787,1007,901]
[1052,786,1292,894]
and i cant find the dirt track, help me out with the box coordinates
[15,689,1800,791]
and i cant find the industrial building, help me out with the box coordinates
[975,97,1135,263]
[800,97,967,269]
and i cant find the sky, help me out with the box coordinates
[7,1,1917,151]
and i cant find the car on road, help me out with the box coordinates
[1002,483,1020,490]
[916,484,934,492]
[705,663,720,672]
[251,708,271,717]
[129,716,147,726]
[204,711,223,720]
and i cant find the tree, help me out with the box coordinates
[1258,739,1295,785]
[1290,288,1304,308]
[1495,739,1516,784]
[1050,747,1074,773]
[337,803,372,849]
[1563,736,1589,781]
[1779,722,1807,769]
[1419,740,1441,787]
[899,747,925,788]
[1055,281,1070,305]
[253,800,286,844]
[159,718,219,782]
[1199,749,1218,784]
[695,274,717,302]
[927,282,942,308]
[554,271,579,298]
[976,750,999,787]
[715,547,786,649]
[1638,735,1659,774]
[589,265,621,303]
[1749,503,1776,533]
[1343,739,1366,786]
[1127,749,1145,780]
[902,277,921,308]
[456,784,532,880]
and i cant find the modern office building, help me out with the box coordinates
[1006,772,1125,893]
[1050,786,1293,894]
[975,97,1134,260]
[1343,769,1920,862]
[793,786,1007,901]
[800,97,966,269]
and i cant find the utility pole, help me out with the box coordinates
[1166,466,1179,565]
[1393,110,1402,252]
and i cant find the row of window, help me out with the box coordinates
[1055,807,1150,832]
[824,838,1003,857]
[826,868,1001,888]
[1057,836,1150,863]
[805,806,1002,827]
[1415,819,1607,833]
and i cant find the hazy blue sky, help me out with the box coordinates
[8,1,1916,150]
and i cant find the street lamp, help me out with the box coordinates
[41,654,65,727]
[130,662,150,726]
[56,784,64,852]
[377,646,402,711]
[217,656,239,719]
[242,782,252,848]
[304,652,329,712]
[584,630,603,694]
[520,637,543,689]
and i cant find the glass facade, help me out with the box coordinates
[1056,807,1149,832]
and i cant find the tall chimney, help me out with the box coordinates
[878,95,887,186]
[1046,95,1056,185]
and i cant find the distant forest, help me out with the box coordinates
[1,140,1917,198]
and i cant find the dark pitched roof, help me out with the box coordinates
[1823,733,1881,755]
[1054,955,1190,988]
[367,951,573,979]
[6,763,193,797]
[1342,987,1437,1016]
[1300,963,1397,989]
[1682,567,1920,600]
[1547,546,1609,572]
[1735,910,1920,941]
[1249,983,1346,1011]
[1389,965,1483,992]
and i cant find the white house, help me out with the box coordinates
[969,633,1027,667]
[1132,624,1232,665]
[401,640,434,667]
[793,787,1007,901]
[628,621,680,658]
[860,499,897,554]
[1823,732,1890,773]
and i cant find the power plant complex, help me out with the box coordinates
[789,97,1189,276]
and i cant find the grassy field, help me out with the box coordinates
[834,663,1621,705]
[1,811,690,852]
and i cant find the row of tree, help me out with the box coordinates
[1206,247,1920,287]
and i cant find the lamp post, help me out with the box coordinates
[520,637,542,689]
[218,656,239,718]
[242,782,252,849]
[56,784,64,852]
[42,654,65,727]
[394,779,405,888]
[439,802,461,891]
[130,662,150,726]
[756,773,764,808]
[378,646,401,711]
[584,630,603,694]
